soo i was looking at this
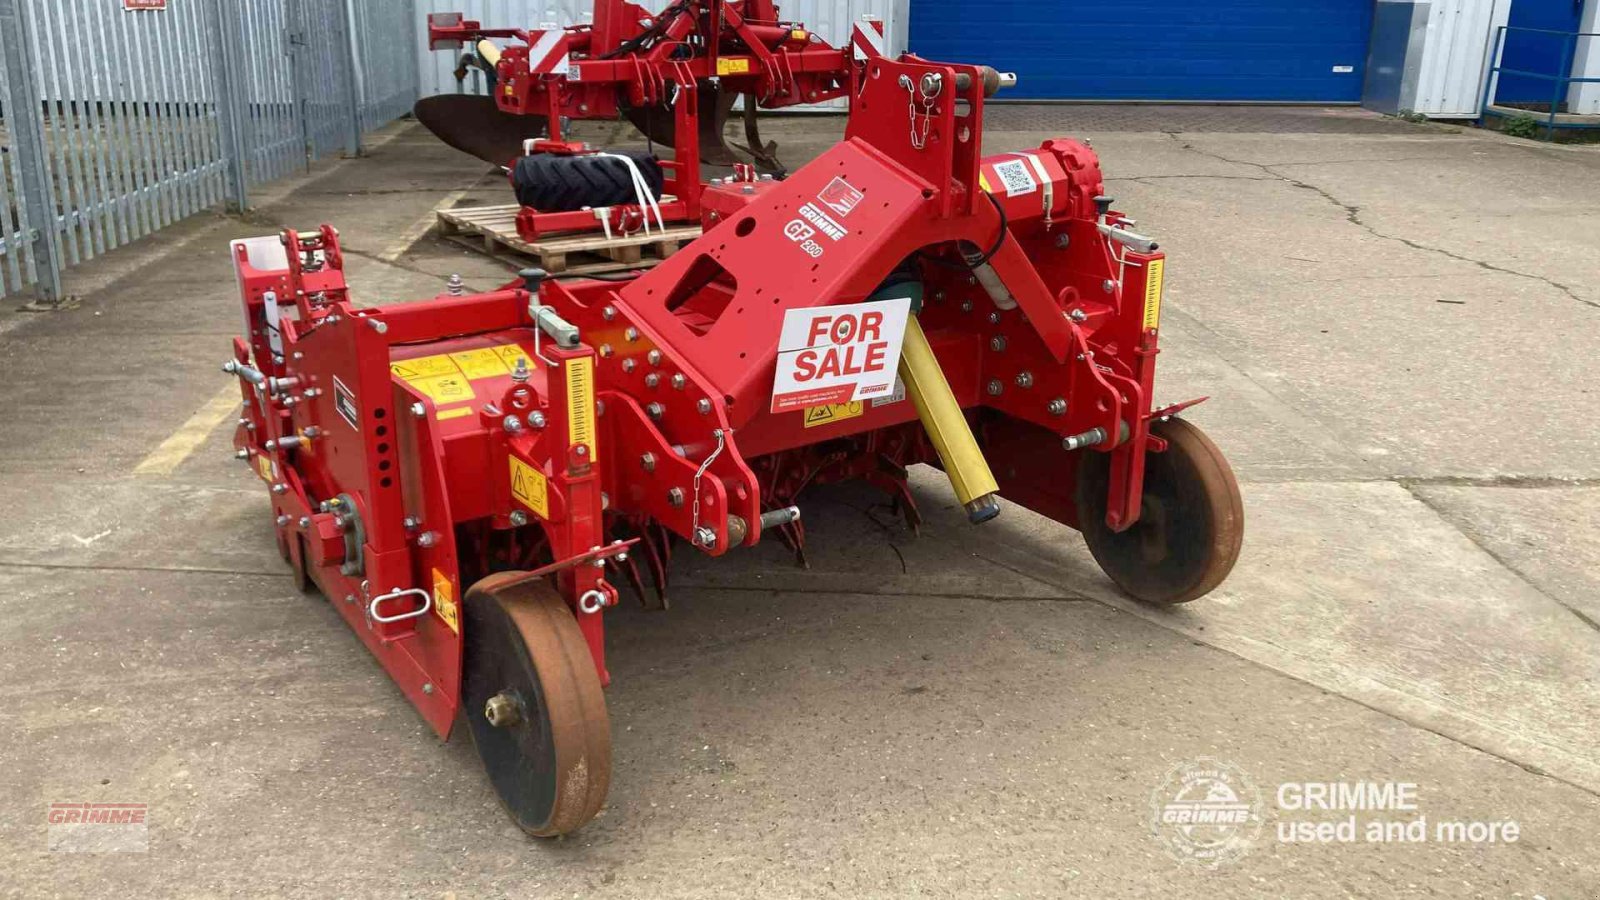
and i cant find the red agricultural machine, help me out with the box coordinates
[416,1,875,240]
[225,30,1243,837]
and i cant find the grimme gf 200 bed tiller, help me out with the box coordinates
[225,40,1243,837]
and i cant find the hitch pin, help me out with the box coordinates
[1096,222,1159,255]
[222,359,265,386]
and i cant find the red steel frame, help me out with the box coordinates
[229,47,1183,738]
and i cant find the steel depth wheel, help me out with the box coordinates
[462,573,611,837]
[1076,418,1244,605]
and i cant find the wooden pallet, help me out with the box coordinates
[435,204,700,276]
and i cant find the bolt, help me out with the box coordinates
[641,451,657,472]
[276,515,291,526]
[667,487,685,507]
[1047,398,1067,416]
[484,691,521,727]
[1063,427,1108,451]
[986,379,1003,396]
[644,372,661,389]
[403,515,421,530]
[624,327,640,342]
[503,415,523,433]
[671,373,686,390]
[417,531,438,548]
[510,358,531,383]
[602,304,616,321]
[622,359,637,374]
[989,335,1007,352]
[1102,278,1116,294]
[694,526,717,547]
[1015,371,1034,389]
[960,300,973,313]
[697,398,712,415]
[302,426,322,438]
[235,449,249,459]
[423,683,435,696]
[368,319,388,334]
[576,445,588,458]
[297,516,310,528]
[647,349,662,366]
[599,343,613,358]
[271,483,288,495]
[646,402,665,420]
[1054,232,1070,249]
[528,411,546,429]
[600,492,610,510]
[446,273,464,296]
[1070,308,1088,322]
[988,311,1001,325]
[509,510,529,526]
[411,402,426,417]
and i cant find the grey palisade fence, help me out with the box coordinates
[0,0,421,303]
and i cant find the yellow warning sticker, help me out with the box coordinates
[803,401,865,428]
[254,453,274,483]
[432,568,459,634]
[390,355,460,381]
[436,406,475,421]
[978,173,991,194]
[410,374,475,404]
[509,456,549,518]
[716,57,751,76]
[495,344,531,370]
[1143,258,1165,331]
[450,347,511,380]
[790,28,807,40]
[565,357,597,463]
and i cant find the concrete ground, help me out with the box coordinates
[1,106,1598,898]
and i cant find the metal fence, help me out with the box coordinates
[0,0,421,303]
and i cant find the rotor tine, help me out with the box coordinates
[642,525,671,611]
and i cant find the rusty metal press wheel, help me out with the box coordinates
[1076,418,1244,605]
[463,573,612,837]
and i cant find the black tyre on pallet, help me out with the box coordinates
[511,152,665,213]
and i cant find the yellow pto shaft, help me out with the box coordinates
[898,315,1001,524]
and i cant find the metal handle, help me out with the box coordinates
[368,587,431,624]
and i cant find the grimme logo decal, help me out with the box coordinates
[1149,758,1263,867]
[818,175,863,217]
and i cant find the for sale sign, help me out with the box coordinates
[771,298,910,413]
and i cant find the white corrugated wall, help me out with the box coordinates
[413,0,905,108]
[1411,0,1513,117]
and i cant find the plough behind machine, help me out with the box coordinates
[227,36,1243,837]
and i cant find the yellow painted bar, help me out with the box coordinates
[476,39,502,66]
[898,315,1001,524]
